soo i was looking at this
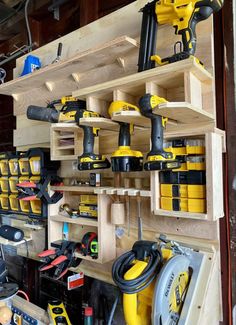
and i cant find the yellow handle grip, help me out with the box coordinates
[123,260,148,325]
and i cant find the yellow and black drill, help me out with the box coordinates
[139,94,180,171]
[138,0,224,70]
[27,97,110,171]
[108,101,143,172]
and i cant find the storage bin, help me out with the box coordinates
[9,194,19,211]
[19,158,29,175]
[9,158,19,175]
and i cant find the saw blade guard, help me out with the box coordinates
[152,254,190,325]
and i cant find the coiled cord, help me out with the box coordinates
[112,247,162,294]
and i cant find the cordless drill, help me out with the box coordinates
[108,101,143,172]
[138,0,224,70]
[27,97,110,171]
[139,94,180,171]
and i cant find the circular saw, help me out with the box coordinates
[152,255,190,325]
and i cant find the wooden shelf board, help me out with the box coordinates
[51,155,77,161]
[0,236,32,246]
[155,209,208,220]
[57,134,75,139]
[56,145,75,150]
[94,186,151,197]
[51,123,79,131]
[51,185,95,193]
[74,252,101,263]
[155,102,214,124]
[80,117,119,131]
[73,58,212,100]
[0,36,138,97]
[50,215,98,227]
[111,111,150,128]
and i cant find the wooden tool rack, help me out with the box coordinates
[0,1,224,323]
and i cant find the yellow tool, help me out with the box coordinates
[112,240,190,325]
[48,301,72,325]
[108,101,143,172]
[27,97,110,170]
[138,0,224,70]
[161,183,206,199]
[161,196,206,212]
[139,94,180,170]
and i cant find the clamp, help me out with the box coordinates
[17,175,63,204]
[38,240,80,280]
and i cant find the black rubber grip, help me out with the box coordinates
[118,123,131,147]
[27,105,59,123]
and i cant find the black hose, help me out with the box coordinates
[112,246,162,294]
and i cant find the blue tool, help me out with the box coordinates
[21,55,41,76]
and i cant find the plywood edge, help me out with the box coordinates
[73,58,212,99]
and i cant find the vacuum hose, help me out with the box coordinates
[112,241,162,294]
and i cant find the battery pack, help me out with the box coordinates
[164,138,205,155]
[160,171,206,185]
[161,184,206,199]
[160,197,206,213]
[79,203,97,218]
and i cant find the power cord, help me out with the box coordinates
[112,247,162,294]
[24,0,33,50]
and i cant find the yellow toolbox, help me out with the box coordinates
[0,177,9,193]
[19,157,30,175]
[160,197,206,213]
[161,184,206,199]
[0,159,9,175]
[80,195,97,204]
[0,194,9,210]
[9,176,19,193]
[9,194,20,211]
[79,204,98,218]
[29,156,41,175]
[9,158,19,175]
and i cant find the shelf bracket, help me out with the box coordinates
[45,81,55,92]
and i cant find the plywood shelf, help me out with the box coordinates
[48,193,116,264]
[111,111,150,128]
[73,58,212,99]
[0,36,138,97]
[50,215,98,227]
[51,185,95,193]
[0,236,32,246]
[80,117,119,131]
[155,210,208,220]
[74,252,102,263]
[110,102,214,127]
[155,102,214,124]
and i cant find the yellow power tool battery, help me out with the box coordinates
[161,184,206,199]
[161,197,206,213]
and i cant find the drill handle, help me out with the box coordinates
[179,6,214,55]
[118,123,131,147]
[150,115,164,155]
[81,126,95,155]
